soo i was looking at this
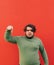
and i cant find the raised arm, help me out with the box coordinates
[4,25,17,44]
[39,40,49,65]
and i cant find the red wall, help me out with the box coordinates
[0,0,54,65]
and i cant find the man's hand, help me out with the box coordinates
[6,25,13,31]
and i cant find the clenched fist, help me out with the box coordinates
[6,25,13,31]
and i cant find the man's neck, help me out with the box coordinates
[25,35,34,39]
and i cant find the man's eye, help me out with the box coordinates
[26,30,33,32]
[26,30,29,31]
[31,30,33,31]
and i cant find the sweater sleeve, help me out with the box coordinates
[4,30,17,44]
[39,40,49,65]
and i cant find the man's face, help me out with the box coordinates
[25,27,34,38]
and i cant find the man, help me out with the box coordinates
[4,24,48,65]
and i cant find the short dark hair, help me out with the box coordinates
[24,24,36,32]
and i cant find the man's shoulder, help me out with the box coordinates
[16,36,25,38]
[34,36,42,41]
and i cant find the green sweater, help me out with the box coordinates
[4,30,48,65]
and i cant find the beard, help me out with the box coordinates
[25,34,34,39]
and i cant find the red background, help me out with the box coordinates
[0,0,54,65]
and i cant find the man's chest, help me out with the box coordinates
[18,39,40,51]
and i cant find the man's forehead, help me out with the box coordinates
[26,27,32,30]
